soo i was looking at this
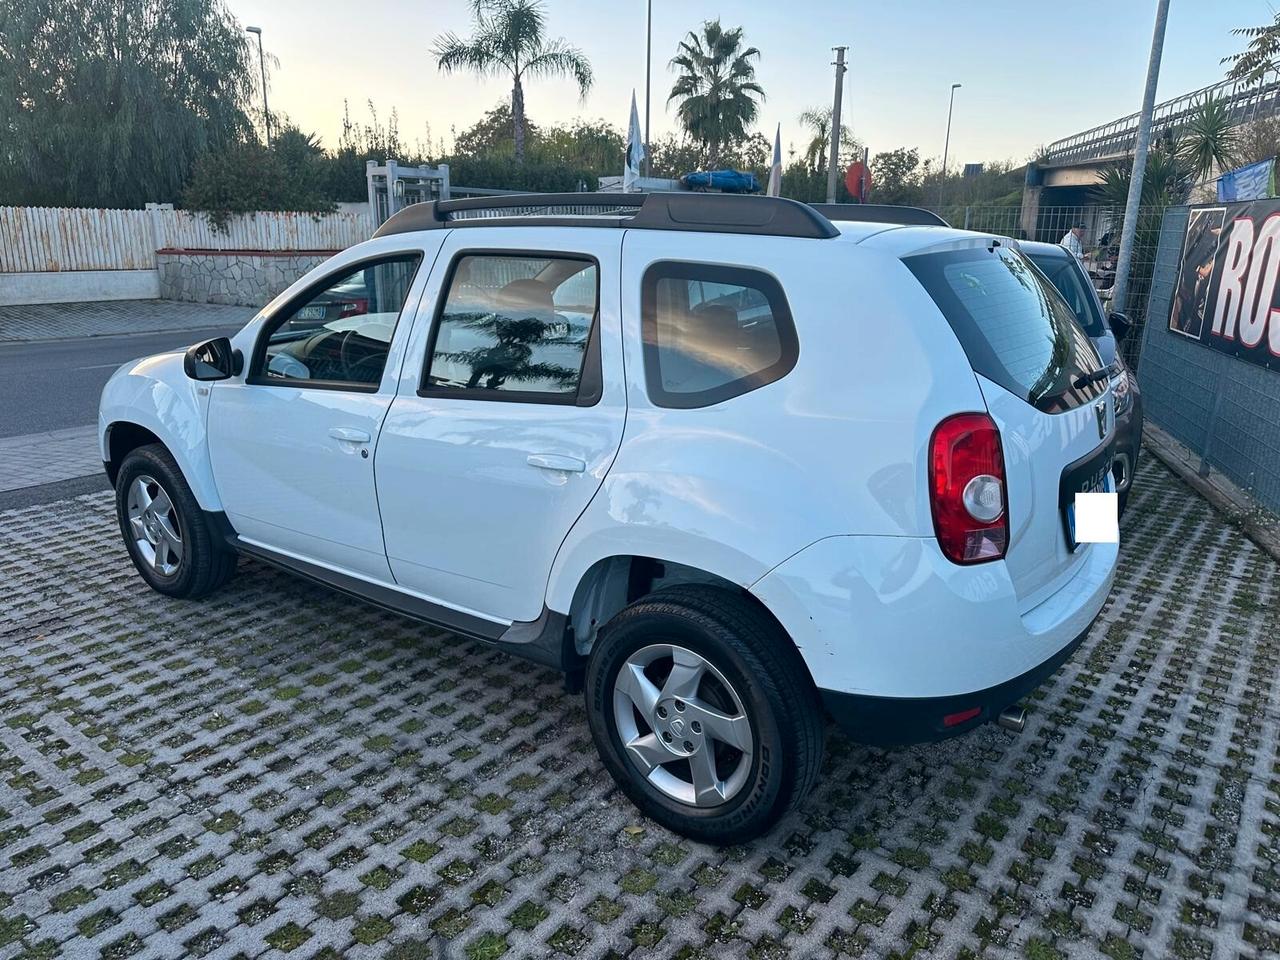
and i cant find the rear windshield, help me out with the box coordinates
[1024,252,1107,337]
[906,244,1105,413]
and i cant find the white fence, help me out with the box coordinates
[0,207,155,272]
[0,205,375,274]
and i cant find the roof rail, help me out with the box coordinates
[371,192,840,240]
[807,203,949,227]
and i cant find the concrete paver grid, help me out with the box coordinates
[0,460,1278,959]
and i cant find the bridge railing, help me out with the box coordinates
[1042,77,1280,167]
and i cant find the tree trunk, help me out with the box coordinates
[512,78,526,164]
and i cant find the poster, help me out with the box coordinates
[1169,200,1280,371]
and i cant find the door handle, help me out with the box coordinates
[527,453,586,473]
[329,427,371,444]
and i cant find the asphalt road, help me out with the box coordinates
[0,326,239,438]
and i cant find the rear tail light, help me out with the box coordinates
[929,413,1008,564]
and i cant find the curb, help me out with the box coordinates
[1142,422,1280,563]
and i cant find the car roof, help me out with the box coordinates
[1016,239,1070,259]
[831,221,1006,257]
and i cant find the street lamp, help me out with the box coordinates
[939,82,961,208]
[644,0,652,177]
[246,26,271,147]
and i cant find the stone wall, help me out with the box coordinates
[156,249,336,307]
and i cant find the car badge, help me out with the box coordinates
[1095,400,1107,440]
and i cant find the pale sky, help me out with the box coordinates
[229,0,1275,166]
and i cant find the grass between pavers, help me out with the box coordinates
[0,462,1278,958]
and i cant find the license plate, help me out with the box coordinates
[1059,440,1115,550]
[296,305,326,320]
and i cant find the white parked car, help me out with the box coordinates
[99,194,1118,843]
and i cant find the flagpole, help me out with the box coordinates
[644,0,652,177]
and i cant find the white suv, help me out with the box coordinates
[99,194,1118,843]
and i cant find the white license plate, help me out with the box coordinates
[1066,470,1112,549]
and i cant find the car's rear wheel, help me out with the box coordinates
[585,585,824,844]
[115,444,236,599]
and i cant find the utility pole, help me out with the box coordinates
[644,0,652,176]
[826,46,847,204]
[1111,0,1171,319]
[939,83,961,208]
[246,26,271,147]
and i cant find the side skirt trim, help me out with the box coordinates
[229,536,572,669]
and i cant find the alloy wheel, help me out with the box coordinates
[126,474,184,577]
[612,643,755,807]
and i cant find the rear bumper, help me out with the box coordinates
[819,617,1093,746]
[751,533,1116,703]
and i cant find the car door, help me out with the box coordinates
[376,227,626,624]
[208,247,437,581]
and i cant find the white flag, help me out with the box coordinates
[625,91,646,192]
[766,123,782,197]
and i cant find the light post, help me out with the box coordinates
[246,26,271,147]
[938,82,961,208]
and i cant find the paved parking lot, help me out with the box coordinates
[2,460,1279,960]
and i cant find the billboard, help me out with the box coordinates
[1169,200,1280,372]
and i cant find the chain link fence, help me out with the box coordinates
[922,203,1170,367]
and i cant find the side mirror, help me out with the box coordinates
[1108,312,1132,341]
[183,337,240,381]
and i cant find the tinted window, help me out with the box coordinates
[424,255,597,400]
[906,245,1104,413]
[1025,252,1106,337]
[641,262,797,408]
[255,255,421,388]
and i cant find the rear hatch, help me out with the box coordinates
[906,240,1113,605]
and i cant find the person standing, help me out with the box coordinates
[1060,222,1087,263]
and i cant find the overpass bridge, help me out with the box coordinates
[1019,76,1280,236]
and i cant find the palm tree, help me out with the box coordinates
[668,20,764,168]
[1178,92,1239,183]
[797,107,858,175]
[1223,13,1280,85]
[432,0,592,163]
[1092,143,1191,208]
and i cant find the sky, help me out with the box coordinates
[228,0,1276,167]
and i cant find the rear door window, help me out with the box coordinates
[1024,252,1107,337]
[906,245,1105,413]
[641,262,798,408]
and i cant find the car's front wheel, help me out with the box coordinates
[585,585,824,844]
[115,444,236,599]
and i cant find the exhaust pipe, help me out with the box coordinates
[996,706,1026,733]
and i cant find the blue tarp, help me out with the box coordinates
[680,169,760,193]
[1218,158,1275,202]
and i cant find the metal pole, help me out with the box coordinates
[1111,0,1170,318]
[826,46,847,204]
[939,83,960,208]
[247,26,270,147]
[644,0,652,177]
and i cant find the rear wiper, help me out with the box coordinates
[1072,367,1111,389]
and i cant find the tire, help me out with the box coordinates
[114,444,236,599]
[585,584,824,845]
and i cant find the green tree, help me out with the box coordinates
[1178,92,1239,183]
[180,124,336,228]
[868,147,923,205]
[432,0,593,164]
[0,0,256,208]
[1223,13,1280,85]
[797,107,858,175]
[1091,143,1191,208]
[668,19,765,168]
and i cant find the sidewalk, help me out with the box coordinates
[0,426,101,492]
[0,300,256,342]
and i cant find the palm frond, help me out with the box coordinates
[523,40,593,97]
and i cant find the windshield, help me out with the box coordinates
[906,244,1105,414]
[1025,252,1107,337]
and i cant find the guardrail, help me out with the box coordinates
[1042,77,1280,167]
